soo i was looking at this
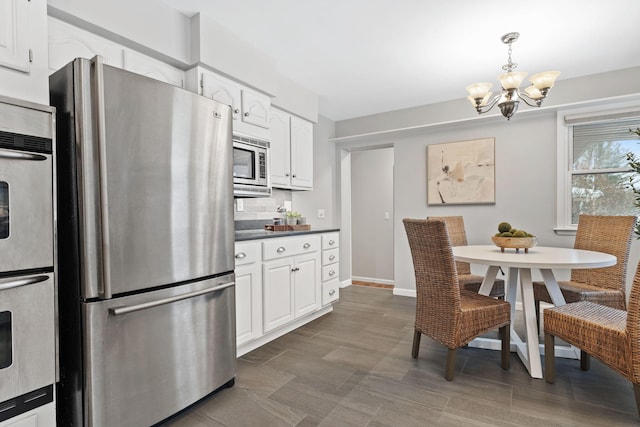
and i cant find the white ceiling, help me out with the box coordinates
[160,0,640,122]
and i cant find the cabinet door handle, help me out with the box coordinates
[235,252,246,259]
[329,255,336,261]
[277,247,286,253]
[329,289,336,296]
[329,240,335,245]
[303,243,311,249]
[329,270,336,276]
[291,267,300,272]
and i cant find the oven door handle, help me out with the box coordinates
[0,275,49,291]
[108,281,235,316]
[0,148,48,161]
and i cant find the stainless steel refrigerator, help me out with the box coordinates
[49,56,236,427]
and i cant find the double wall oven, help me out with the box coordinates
[0,96,56,424]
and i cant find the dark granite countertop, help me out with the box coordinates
[234,220,339,241]
[235,228,340,241]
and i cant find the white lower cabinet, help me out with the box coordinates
[321,233,340,305]
[235,232,337,356]
[234,241,262,347]
[263,251,320,333]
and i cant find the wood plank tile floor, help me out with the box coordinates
[160,285,638,426]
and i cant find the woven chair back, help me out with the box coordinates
[403,218,462,341]
[626,260,640,382]
[428,216,472,275]
[571,215,636,292]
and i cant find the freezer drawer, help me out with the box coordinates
[83,274,236,427]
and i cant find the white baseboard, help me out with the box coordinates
[340,279,352,288]
[392,288,416,298]
[351,276,394,286]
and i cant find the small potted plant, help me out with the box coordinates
[285,211,301,225]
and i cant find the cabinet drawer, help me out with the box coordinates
[234,241,259,266]
[322,263,339,282]
[322,248,339,266]
[322,233,339,250]
[322,279,339,305]
[263,235,320,261]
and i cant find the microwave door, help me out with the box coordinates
[233,147,256,184]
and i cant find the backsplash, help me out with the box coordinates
[234,189,292,221]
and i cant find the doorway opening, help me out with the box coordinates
[340,145,394,290]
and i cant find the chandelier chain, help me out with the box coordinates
[502,41,517,72]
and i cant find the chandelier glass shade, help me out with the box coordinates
[466,32,560,120]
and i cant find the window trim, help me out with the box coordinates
[556,101,640,235]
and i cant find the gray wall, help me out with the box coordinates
[331,68,640,297]
[351,148,394,284]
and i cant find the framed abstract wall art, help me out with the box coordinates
[427,138,496,205]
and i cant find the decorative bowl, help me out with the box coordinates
[491,236,537,253]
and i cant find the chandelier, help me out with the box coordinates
[466,32,560,120]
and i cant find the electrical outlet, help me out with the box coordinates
[384,212,390,220]
[317,209,325,219]
[284,200,292,211]
[236,199,244,211]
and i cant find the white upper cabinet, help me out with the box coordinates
[240,89,270,129]
[0,0,30,73]
[48,18,124,72]
[270,108,292,187]
[122,50,184,87]
[201,70,242,121]
[49,18,183,89]
[290,115,313,189]
[270,107,313,190]
[188,66,271,140]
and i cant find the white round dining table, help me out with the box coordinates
[452,245,616,379]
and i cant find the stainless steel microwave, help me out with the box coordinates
[233,134,272,197]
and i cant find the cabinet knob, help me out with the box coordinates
[244,112,250,117]
[285,173,290,177]
[329,270,335,276]
[329,289,336,296]
[235,252,246,259]
[329,240,335,245]
[292,174,296,178]
[329,255,336,261]
[303,243,311,249]
[277,247,286,253]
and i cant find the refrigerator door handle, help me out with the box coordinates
[91,55,113,300]
[0,148,47,161]
[109,281,235,316]
[0,275,49,291]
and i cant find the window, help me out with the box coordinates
[557,103,640,232]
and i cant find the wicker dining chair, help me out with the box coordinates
[429,216,505,299]
[533,214,636,334]
[403,218,511,381]
[544,258,640,417]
